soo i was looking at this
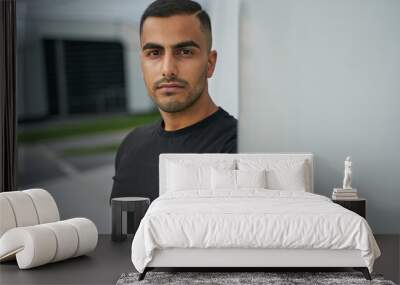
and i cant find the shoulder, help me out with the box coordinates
[216,107,238,131]
[117,120,160,155]
[219,107,237,122]
[127,120,159,138]
[212,108,238,153]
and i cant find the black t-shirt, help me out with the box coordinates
[110,106,237,203]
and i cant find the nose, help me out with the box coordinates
[161,52,178,79]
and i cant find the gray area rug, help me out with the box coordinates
[116,271,396,285]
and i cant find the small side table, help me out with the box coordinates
[332,197,366,218]
[111,197,150,242]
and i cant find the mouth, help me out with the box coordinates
[157,83,185,93]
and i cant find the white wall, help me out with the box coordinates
[206,0,240,119]
[239,0,400,234]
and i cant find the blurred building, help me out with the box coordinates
[16,0,156,121]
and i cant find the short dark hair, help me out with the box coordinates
[140,0,212,50]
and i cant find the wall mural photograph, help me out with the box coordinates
[0,0,399,284]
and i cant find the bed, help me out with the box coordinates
[131,153,381,281]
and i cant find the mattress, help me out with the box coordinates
[131,189,381,273]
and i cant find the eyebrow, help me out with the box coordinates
[174,40,200,49]
[142,40,200,51]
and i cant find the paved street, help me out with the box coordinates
[17,130,130,188]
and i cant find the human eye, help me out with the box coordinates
[176,48,194,57]
[145,49,161,58]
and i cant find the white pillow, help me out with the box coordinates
[211,168,236,189]
[167,162,208,191]
[211,168,267,190]
[237,169,267,188]
[166,159,235,192]
[237,159,308,191]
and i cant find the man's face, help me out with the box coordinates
[140,14,216,113]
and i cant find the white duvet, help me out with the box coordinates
[131,189,381,273]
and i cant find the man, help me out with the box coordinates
[110,0,237,202]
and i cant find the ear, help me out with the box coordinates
[207,50,217,78]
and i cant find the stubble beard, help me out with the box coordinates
[152,71,208,113]
[157,88,204,113]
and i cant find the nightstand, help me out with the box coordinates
[332,198,366,218]
[111,197,150,242]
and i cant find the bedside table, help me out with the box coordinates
[332,198,366,218]
[111,197,150,242]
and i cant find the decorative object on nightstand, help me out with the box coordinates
[332,197,366,218]
[332,156,359,200]
[111,197,150,242]
[332,187,358,200]
[332,156,365,217]
[342,156,353,190]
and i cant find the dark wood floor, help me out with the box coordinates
[0,234,398,285]
[374,234,400,284]
[0,235,133,285]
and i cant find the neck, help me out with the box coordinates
[160,92,218,131]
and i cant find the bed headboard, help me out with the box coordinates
[159,153,314,196]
